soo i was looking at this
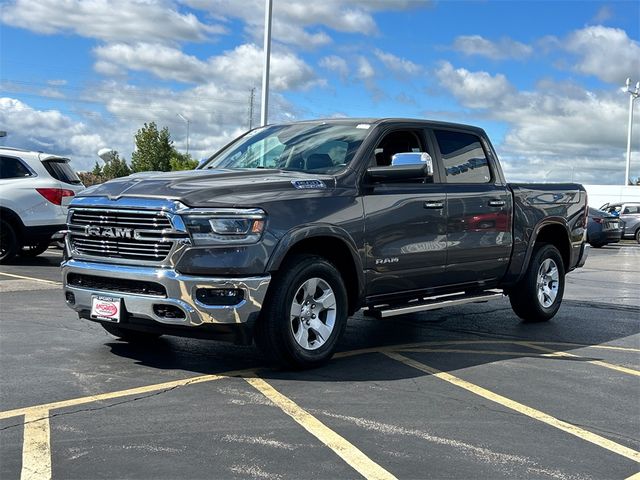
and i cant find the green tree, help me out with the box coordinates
[103,152,132,179]
[91,161,103,176]
[130,122,173,172]
[170,151,199,171]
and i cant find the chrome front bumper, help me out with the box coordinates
[62,259,270,327]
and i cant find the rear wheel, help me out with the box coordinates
[19,241,50,258]
[635,229,640,244]
[0,219,19,264]
[101,323,161,342]
[509,244,565,322]
[255,254,348,369]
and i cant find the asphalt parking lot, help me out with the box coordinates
[1,243,638,480]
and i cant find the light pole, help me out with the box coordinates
[176,113,190,156]
[623,78,640,185]
[260,0,273,127]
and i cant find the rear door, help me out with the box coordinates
[430,128,513,286]
[363,127,447,296]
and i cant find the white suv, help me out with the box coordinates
[0,147,85,263]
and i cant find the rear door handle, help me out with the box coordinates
[488,200,506,207]
[424,201,444,209]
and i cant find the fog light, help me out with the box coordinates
[65,291,75,305]
[153,304,186,319]
[195,288,244,306]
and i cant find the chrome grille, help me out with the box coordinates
[68,208,179,262]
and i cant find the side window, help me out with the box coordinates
[372,130,433,183]
[41,159,83,185]
[434,130,491,183]
[0,156,32,179]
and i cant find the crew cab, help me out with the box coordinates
[61,119,589,368]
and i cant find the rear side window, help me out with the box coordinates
[42,159,82,185]
[0,156,32,179]
[434,130,491,183]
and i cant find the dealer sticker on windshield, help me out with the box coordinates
[91,296,121,323]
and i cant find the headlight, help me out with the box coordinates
[181,208,266,245]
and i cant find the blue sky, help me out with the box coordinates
[1,0,639,183]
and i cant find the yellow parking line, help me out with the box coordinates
[0,272,61,286]
[0,369,256,421]
[397,348,548,356]
[384,352,640,463]
[21,410,51,480]
[245,376,397,480]
[626,470,640,479]
[520,342,640,377]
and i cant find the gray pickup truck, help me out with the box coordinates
[62,118,589,368]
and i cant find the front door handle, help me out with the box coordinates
[424,201,444,209]
[488,200,506,207]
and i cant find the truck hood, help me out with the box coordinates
[78,169,336,207]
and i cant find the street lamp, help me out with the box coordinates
[176,113,190,156]
[623,77,640,185]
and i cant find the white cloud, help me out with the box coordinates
[94,42,319,91]
[435,62,640,183]
[374,49,422,76]
[356,57,375,81]
[451,35,533,60]
[435,62,513,109]
[0,0,223,43]
[320,55,349,79]
[185,0,425,48]
[562,26,640,84]
[0,97,106,168]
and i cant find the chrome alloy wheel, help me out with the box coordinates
[290,277,337,351]
[536,258,559,308]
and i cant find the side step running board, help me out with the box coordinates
[369,289,504,319]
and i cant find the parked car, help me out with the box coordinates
[0,147,85,263]
[600,202,640,243]
[61,118,588,369]
[586,207,622,248]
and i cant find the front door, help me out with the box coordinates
[363,128,447,297]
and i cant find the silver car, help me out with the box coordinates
[600,202,640,243]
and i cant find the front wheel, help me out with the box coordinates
[509,244,565,322]
[635,229,640,244]
[255,254,348,369]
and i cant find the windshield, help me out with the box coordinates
[203,123,370,174]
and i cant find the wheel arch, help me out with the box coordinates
[525,220,571,274]
[267,226,365,315]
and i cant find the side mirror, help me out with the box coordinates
[367,152,434,181]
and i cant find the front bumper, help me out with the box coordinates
[61,259,270,328]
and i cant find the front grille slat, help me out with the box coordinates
[68,208,182,263]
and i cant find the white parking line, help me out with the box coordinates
[0,272,61,286]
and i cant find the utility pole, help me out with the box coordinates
[260,0,273,127]
[248,87,256,130]
[623,78,640,185]
[176,113,190,156]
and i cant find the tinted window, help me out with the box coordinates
[0,156,32,179]
[42,159,82,185]
[434,130,491,183]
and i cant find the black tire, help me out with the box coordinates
[509,244,565,322]
[635,229,640,244]
[589,242,604,248]
[255,254,348,369]
[19,241,50,258]
[101,323,161,342]
[0,219,19,264]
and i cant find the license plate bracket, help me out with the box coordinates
[91,295,122,323]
